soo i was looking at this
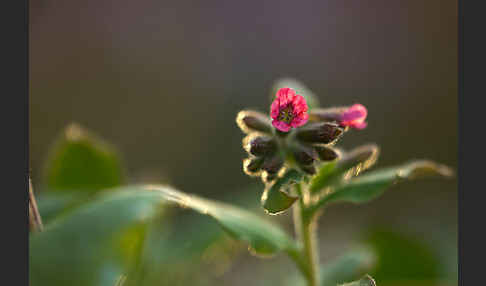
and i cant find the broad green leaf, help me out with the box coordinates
[36,192,84,224]
[134,214,239,286]
[30,190,164,286]
[261,169,302,214]
[339,275,376,286]
[315,160,452,207]
[321,247,376,286]
[141,185,297,256]
[309,144,379,194]
[44,123,124,193]
[134,184,263,286]
[271,78,320,110]
[31,185,296,286]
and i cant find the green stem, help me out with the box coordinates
[293,183,319,286]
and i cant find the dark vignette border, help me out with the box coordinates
[1,0,29,285]
[459,0,485,285]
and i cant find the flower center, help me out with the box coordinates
[278,106,294,124]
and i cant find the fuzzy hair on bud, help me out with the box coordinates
[236,110,274,134]
[339,144,380,178]
[243,157,265,175]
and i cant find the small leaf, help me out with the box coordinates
[44,123,124,193]
[271,78,320,110]
[309,144,379,194]
[338,274,376,286]
[317,160,453,206]
[321,247,376,286]
[261,169,302,214]
[309,161,338,193]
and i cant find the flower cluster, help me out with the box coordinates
[236,87,367,183]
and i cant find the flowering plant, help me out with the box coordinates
[29,79,452,286]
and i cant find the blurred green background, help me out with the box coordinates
[29,0,457,285]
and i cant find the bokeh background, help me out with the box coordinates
[30,0,457,285]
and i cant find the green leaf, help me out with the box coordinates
[315,160,453,207]
[44,123,124,193]
[261,169,302,214]
[140,185,297,256]
[136,185,263,286]
[338,275,376,286]
[31,186,297,286]
[30,190,164,286]
[321,247,376,286]
[309,161,338,193]
[36,192,84,224]
[271,78,320,110]
[135,214,239,286]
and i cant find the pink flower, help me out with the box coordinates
[340,104,368,130]
[270,88,309,132]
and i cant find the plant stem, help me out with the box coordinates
[29,178,43,232]
[293,183,319,286]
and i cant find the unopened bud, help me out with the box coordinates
[236,110,273,134]
[296,122,344,144]
[243,135,277,157]
[309,104,368,130]
[291,143,318,166]
[261,155,284,174]
[309,107,347,122]
[243,157,265,175]
[300,164,316,175]
[313,145,340,161]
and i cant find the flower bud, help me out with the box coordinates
[313,145,340,161]
[309,104,368,130]
[243,135,277,157]
[309,107,347,122]
[261,155,284,174]
[236,110,274,134]
[296,122,344,144]
[291,143,318,166]
[243,157,265,175]
[300,164,316,175]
